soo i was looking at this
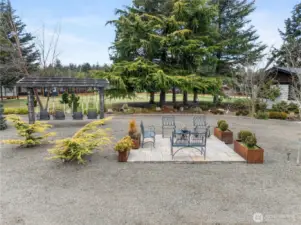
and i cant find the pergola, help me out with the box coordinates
[16,77,109,124]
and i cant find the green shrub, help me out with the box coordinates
[219,121,228,131]
[287,102,300,114]
[217,120,226,128]
[200,103,209,111]
[269,111,287,120]
[238,130,253,142]
[255,101,267,112]
[245,134,257,148]
[272,101,289,112]
[233,99,249,110]
[255,111,269,120]
[236,110,249,116]
[60,92,69,104]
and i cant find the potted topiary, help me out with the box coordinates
[114,136,134,162]
[234,130,264,163]
[128,119,141,149]
[214,120,233,144]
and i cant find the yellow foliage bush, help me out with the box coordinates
[114,136,133,152]
[2,115,56,147]
[3,107,28,115]
[48,117,113,164]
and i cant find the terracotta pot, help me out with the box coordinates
[118,151,129,162]
[214,127,233,144]
[234,140,264,164]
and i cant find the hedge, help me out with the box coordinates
[3,108,28,115]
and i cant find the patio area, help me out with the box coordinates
[128,135,245,163]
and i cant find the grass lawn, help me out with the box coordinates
[2,93,241,109]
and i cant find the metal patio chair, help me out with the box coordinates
[162,115,176,138]
[140,121,156,148]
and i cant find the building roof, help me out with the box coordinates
[269,66,301,75]
[16,77,109,88]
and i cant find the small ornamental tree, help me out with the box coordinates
[68,93,80,112]
[0,103,7,130]
[60,92,69,104]
[2,115,56,147]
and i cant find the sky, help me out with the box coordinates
[11,0,300,66]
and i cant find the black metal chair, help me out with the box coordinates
[140,121,156,148]
[162,115,176,138]
[193,115,210,137]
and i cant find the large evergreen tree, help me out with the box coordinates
[274,2,301,67]
[211,0,266,74]
[0,0,39,88]
[105,0,222,106]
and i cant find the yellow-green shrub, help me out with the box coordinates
[4,107,28,115]
[1,115,56,147]
[114,136,133,152]
[48,117,113,164]
[268,112,287,120]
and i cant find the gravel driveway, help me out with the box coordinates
[1,115,301,225]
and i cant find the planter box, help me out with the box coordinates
[87,111,98,119]
[53,111,65,120]
[118,150,130,162]
[37,110,50,120]
[234,140,264,164]
[72,112,83,120]
[214,127,233,144]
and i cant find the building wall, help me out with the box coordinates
[267,84,289,109]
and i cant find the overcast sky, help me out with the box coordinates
[11,0,300,65]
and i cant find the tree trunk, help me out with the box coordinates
[159,90,166,107]
[183,91,188,106]
[0,84,3,102]
[149,92,155,104]
[172,87,176,106]
[213,95,218,105]
[193,90,198,103]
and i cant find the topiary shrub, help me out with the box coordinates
[217,120,226,128]
[238,130,253,142]
[219,121,228,131]
[245,134,257,148]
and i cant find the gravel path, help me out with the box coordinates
[1,115,301,225]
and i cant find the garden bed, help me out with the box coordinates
[234,140,264,164]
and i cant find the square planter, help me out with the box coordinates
[118,150,130,162]
[214,127,233,144]
[72,112,83,120]
[53,111,65,120]
[234,140,264,164]
[87,111,98,119]
[37,110,50,120]
[132,138,141,149]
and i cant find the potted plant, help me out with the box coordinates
[114,136,134,162]
[214,120,233,144]
[128,119,141,149]
[234,130,264,163]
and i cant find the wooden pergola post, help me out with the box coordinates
[98,87,105,119]
[27,88,35,124]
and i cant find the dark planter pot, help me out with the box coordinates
[214,127,233,144]
[234,140,264,164]
[37,110,50,120]
[132,138,140,149]
[87,111,98,119]
[53,111,65,120]
[118,150,130,162]
[72,112,83,120]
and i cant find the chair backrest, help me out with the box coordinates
[162,116,175,127]
[189,130,207,146]
[140,121,145,135]
[193,115,207,127]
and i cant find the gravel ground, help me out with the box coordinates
[1,115,301,225]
